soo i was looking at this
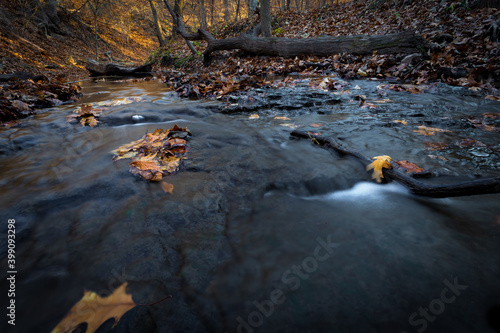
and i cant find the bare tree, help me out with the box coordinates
[148,0,166,47]
[223,0,229,22]
[260,0,271,37]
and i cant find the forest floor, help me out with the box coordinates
[1,0,499,124]
[162,0,500,100]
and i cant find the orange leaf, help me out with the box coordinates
[51,283,136,333]
[129,160,162,172]
[161,182,174,194]
[394,160,426,174]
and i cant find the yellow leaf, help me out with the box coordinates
[249,114,259,119]
[366,155,392,183]
[51,283,136,333]
[413,126,452,136]
[393,119,408,125]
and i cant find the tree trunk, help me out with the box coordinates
[148,0,166,47]
[260,0,272,37]
[200,30,426,64]
[169,11,427,65]
[162,0,199,55]
[223,0,229,22]
[199,0,207,28]
[172,0,184,35]
[235,0,241,22]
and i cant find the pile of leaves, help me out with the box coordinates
[66,104,102,127]
[169,71,267,98]
[111,124,190,184]
[0,75,81,125]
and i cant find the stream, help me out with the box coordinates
[1,77,500,333]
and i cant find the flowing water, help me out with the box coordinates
[1,78,499,333]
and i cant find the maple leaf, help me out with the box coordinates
[366,155,392,183]
[51,283,136,333]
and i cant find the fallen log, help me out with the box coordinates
[85,61,153,77]
[290,130,500,198]
[165,6,427,65]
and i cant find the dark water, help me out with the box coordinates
[1,78,500,333]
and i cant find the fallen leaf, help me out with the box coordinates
[427,155,447,161]
[249,114,259,119]
[111,124,190,181]
[279,123,301,129]
[274,116,291,120]
[130,159,162,172]
[366,155,392,183]
[394,160,426,174]
[424,142,449,150]
[51,283,136,333]
[309,123,324,128]
[413,126,452,136]
[485,95,500,101]
[454,139,486,147]
[483,113,500,119]
[161,182,174,194]
[393,119,408,125]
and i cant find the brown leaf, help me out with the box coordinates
[167,138,187,147]
[424,142,449,150]
[394,160,426,174]
[161,182,174,194]
[51,283,136,333]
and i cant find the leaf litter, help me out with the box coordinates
[111,124,191,186]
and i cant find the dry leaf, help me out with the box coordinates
[111,124,190,181]
[393,119,408,125]
[413,126,452,136]
[309,123,324,128]
[51,283,136,333]
[424,142,449,150]
[394,160,425,174]
[130,159,162,172]
[274,116,291,120]
[249,114,259,119]
[427,155,447,161]
[161,182,174,194]
[366,155,392,183]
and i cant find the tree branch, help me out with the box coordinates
[290,130,500,198]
